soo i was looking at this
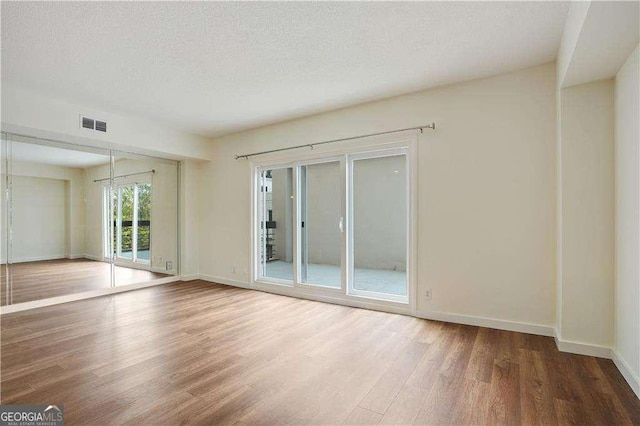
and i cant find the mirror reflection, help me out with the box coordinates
[112,151,178,287]
[0,133,179,306]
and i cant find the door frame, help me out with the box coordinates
[250,133,418,312]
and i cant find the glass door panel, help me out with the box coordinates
[136,183,151,263]
[351,154,408,299]
[117,185,134,259]
[299,161,342,288]
[258,167,294,283]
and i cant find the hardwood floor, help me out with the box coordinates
[1,281,638,425]
[0,259,170,305]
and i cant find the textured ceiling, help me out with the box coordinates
[1,2,569,137]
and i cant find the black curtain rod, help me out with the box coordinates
[234,123,436,160]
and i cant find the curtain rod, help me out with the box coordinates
[234,123,435,160]
[93,169,155,183]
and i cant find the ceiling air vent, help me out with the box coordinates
[80,115,107,133]
[95,120,107,132]
[81,116,95,130]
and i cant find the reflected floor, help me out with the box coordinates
[265,260,407,296]
[0,258,170,305]
[119,249,150,260]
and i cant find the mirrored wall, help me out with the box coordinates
[0,132,179,306]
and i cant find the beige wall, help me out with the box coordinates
[1,161,85,263]
[558,79,615,347]
[200,63,557,326]
[614,44,640,386]
[1,175,67,262]
[180,160,201,277]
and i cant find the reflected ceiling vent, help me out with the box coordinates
[80,115,107,133]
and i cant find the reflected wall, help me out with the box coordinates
[0,132,180,306]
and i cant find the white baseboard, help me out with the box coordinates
[197,276,554,334]
[180,274,199,281]
[151,266,177,274]
[613,350,640,399]
[66,254,86,260]
[0,276,180,315]
[415,310,555,337]
[553,329,613,359]
[83,254,103,262]
[198,274,251,289]
[3,254,100,263]
[8,254,67,263]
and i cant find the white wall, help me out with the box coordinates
[180,160,201,278]
[558,79,615,348]
[557,2,640,89]
[2,175,67,262]
[614,44,640,394]
[557,1,591,87]
[200,63,557,327]
[1,160,86,263]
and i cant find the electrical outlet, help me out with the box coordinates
[425,289,432,300]
[231,266,237,274]
[166,261,173,271]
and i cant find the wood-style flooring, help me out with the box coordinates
[0,258,169,305]
[1,281,639,425]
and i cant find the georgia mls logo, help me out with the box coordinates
[0,404,64,426]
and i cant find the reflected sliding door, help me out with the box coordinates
[117,185,134,260]
[111,182,152,265]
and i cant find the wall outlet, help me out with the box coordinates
[166,261,173,271]
[425,289,432,300]
[231,266,237,274]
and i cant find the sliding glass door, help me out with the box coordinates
[254,146,411,304]
[299,160,343,289]
[257,167,294,283]
[348,152,408,302]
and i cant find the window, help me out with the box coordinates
[253,143,414,305]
